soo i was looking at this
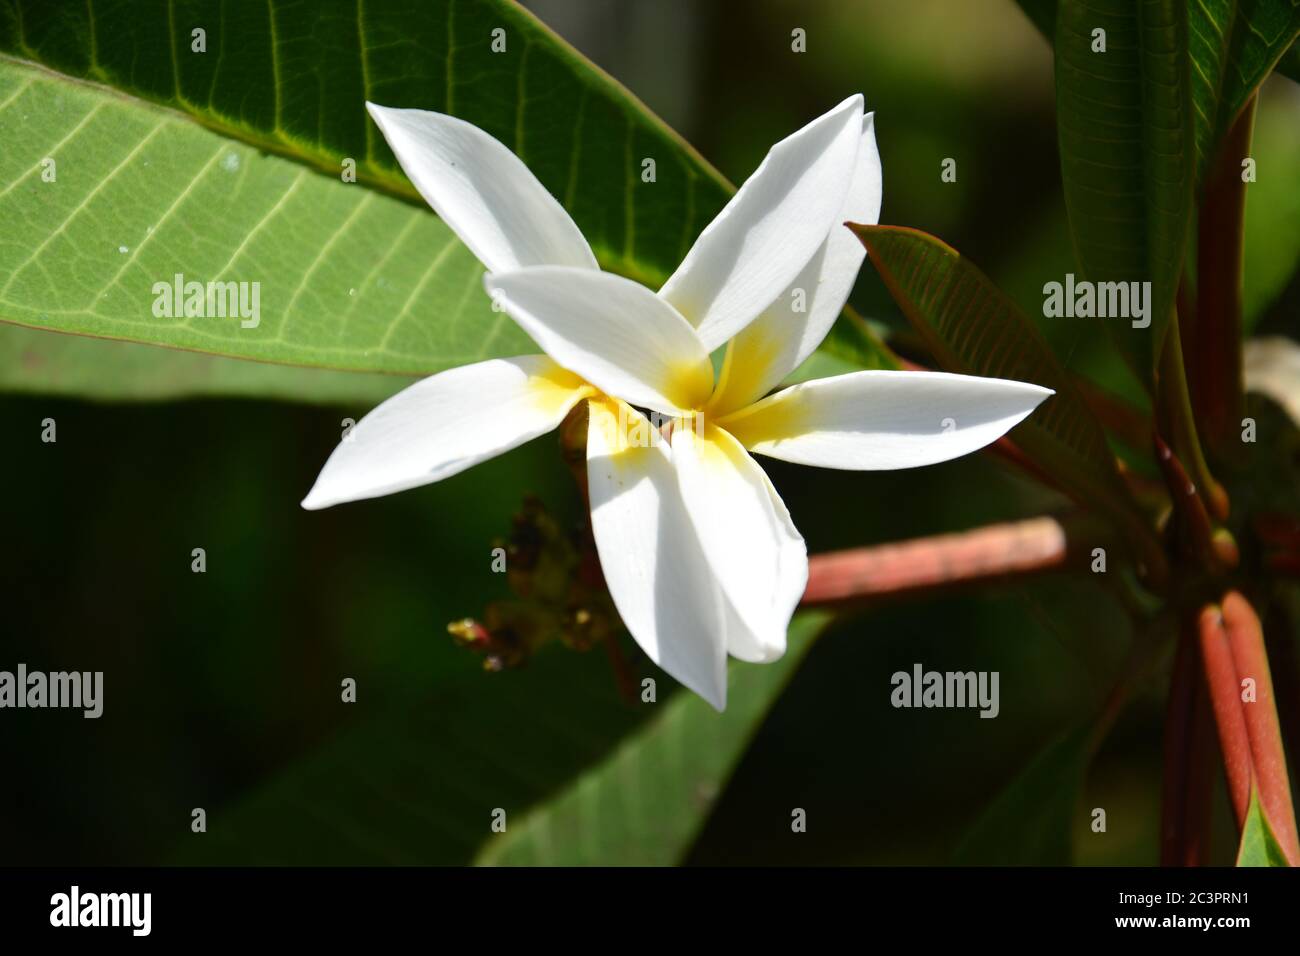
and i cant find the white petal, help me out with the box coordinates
[301,356,589,510]
[659,95,864,352]
[367,103,598,274]
[672,424,808,662]
[710,115,883,415]
[586,398,728,710]
[719,370,1053,470]
[486,266,713,416]
[718,467,807,663]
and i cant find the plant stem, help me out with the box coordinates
[1161,625,1215,865]
[1153,434,1223,572]
[1161,629,1195,864]
[1198,602,1254,828]
[1194,96,1256,465]
[801,516,1073,606]
[1198,594,1300,866]
[1157,318,1229,521]
[1221,591,1300,864]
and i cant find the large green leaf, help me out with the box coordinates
[0,0,733,377]
[1055,0,1196,378]
[175,645,650,865]
[953,721,1092,864]
[1020,0,1300,184]
[176,615,829,865]
[477,612,831,866]
[0,55,532,374]
[852,224,1162,576]
[0,0,894,400]
[1236,786,1291,866]
[0,0,730,287]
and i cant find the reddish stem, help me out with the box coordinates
[1198,603,1254,829]
[1194,97,1255,464]
[801,516,1070,606]
[1161,628,1216,865]
[1161,629,1196,864]
[1198,594,1300,866]
[1153,433,1227,571]
[1184,675,1217,865]
[1222,591,1300,864]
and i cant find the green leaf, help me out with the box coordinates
[0,325,412,404]
[0,0,734,377]
[1020,1,1300,188]
[0,1,894,400]
[1055,0,1196,378]
[175,614,829,865]
[175,646,650,865]
[953,722,1092,865]
[0,0,731,287]
[852,224,1162,574]
[477,612,831,866]
[1236,786,1291,866]
[0,56,532,375]
[1187,2,1300,185]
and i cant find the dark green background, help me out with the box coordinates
[4,0,1297,865]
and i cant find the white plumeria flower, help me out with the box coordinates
[303,96,1052,711]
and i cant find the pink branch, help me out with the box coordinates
[802,516,1070,605]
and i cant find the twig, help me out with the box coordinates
[1198,602,1254,829]
[801,516,1071,606]
[1198,594,1300,865]
[1194,96,1255,464]
[1222,591,1300,864]
[1152,434,1237,572]
[1157,320,1229,521]
[1161,626,1215,865]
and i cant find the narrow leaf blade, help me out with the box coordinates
[477,612,831,866]
[953,722,1092,865]
[1188,2,1300,185]
[1055,0,1196,378]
